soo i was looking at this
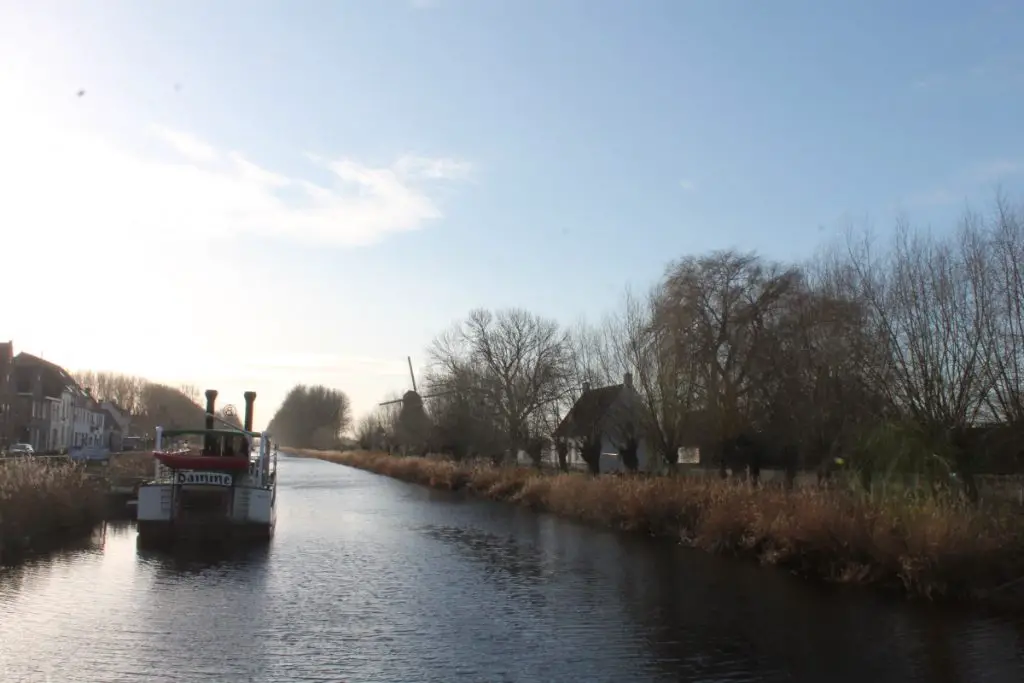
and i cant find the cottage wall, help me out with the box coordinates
[597,435,658,473]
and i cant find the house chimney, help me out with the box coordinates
[204,389,218,430]
[581,381,591,394]
[243,391,256,432]
[623,372,633,388]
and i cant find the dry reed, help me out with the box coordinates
[290,448,1024,604]
[0,457,106,563]
[105,451,156,480]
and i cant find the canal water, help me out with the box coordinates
[1,455,1022,682]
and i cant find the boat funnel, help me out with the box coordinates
[243,391,256,432]
[204,389,218,430]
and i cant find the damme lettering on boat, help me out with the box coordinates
[175,471,234,487]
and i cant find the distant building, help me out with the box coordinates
[10,352,72,451]
[101,401,132,435]
[8,352,107,452]
[100,406,123,451]
[78,388,105,449]
[0,341,13,448]
[552,373,657,473]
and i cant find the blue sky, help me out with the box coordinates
[2,0,1022,428]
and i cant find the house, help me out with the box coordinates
[7,353,111,452]
[9,352,76,452]
[0,341,13,449]
[78,388,105,448]
[101,400,132,435]
[552,373,658,473]
[100,406,124,451]
[58,385,77,450]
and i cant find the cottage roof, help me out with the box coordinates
[553,383,628,439]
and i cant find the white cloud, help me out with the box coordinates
[0,112,472,393]
[151,125,219,163]
[1,119,473,256]
[396,155,475,181]
[679,178,696,192]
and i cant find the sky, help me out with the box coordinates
[1,0,1022,430]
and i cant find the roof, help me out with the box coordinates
[13,352,79,398]
[104,400,129,417]
[100,407,123,431]
[553,383,627,439]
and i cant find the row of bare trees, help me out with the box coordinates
[358,200,1024,486]
[72,370,205,435]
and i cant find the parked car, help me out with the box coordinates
[7,443,35,457]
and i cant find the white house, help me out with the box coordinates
[58,386,76,451]
[70,388,105,448]
[551,373,659,474]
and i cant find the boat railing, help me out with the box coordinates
[151,426,278,491]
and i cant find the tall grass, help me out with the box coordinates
[0,458,106,563]
[105,451,155,480]
[292,449,1024,604]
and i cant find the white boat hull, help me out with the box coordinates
[137,481,276,543]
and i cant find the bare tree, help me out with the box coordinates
[842,221,991,428]
[427,308,573,463]
[979,196,1024,424]
[354,413,381,449]
[602,288,705,469]
[178,384,200,405]
[72,371,147,415]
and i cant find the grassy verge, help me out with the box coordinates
[0,457,106,564]
[290,448,1024,607]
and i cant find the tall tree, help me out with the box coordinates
[266,384,352,449]
[427,308,572,461]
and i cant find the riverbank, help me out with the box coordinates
[290,448,1024,608]
[0,457,106,564]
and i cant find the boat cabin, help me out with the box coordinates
[159,429,254,458]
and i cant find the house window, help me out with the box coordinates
[678,447,700,464]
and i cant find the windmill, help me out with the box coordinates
[379,357,454,454]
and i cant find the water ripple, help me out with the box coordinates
[1,458,1023,682]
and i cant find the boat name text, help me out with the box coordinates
[175,471,233,487]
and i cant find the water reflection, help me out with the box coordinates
[0,458,1022,682]
[135,541,272,574]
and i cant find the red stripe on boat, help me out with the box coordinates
[152,451,251,471]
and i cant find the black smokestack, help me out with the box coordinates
[204,389,218,430]
[243,391,256,432]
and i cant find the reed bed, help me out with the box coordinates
[105,451,156,480]
[0,457,106,563]
[290,448,1024,605]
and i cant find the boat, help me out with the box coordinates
[136,389,278,545]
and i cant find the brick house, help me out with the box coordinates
[0,341,13,449]
[9,352,80,452]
